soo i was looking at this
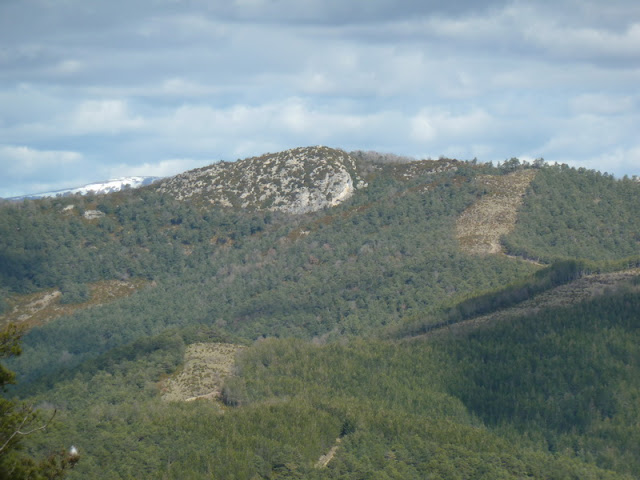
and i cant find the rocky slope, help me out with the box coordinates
[157,146,365,214]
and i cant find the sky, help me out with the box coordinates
[1,0,639,197]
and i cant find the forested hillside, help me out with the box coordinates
[503,166,640,262]
[0,148,638,478]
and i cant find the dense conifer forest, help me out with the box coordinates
[0,152,639,478]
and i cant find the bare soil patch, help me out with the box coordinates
[0,279,146,329]
[160,342,245,403]
[456,170,537,255]
[315,438,342,468]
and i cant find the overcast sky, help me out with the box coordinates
[1,0,639,197]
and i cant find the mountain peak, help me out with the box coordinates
[157,146,366,213]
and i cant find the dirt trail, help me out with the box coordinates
[456,170,537,255]
[315,438,341,468]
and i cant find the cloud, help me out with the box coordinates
[523,19,640,64]
[0,145,82,175]
[197,0,509,24]
[159,78,223,97]
[0,145,85,197]
[107,158,214,179]
[67,100,145,134]
[541,113,632,154]
[49,59,83,75]
[356,3,640,68]
[566,145,640,177]
[150,98,395,154]
[137,13,230,40]
[569,93,636,115]
[410,115,436,143]
[1,0,640,196]
[410,109,494,144]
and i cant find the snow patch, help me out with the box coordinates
[10,176,161,200]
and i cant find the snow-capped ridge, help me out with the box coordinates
[9,176,161,200]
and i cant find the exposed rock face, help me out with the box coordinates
[83,209,105,220]
[157,146,365,214]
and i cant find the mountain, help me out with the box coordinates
[157,146,365,213]
[0,147,639,479]
[7,176,161,201]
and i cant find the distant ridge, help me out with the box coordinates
[8,176,161,200]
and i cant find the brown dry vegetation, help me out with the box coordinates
[0,278,147,329]
[315,438,342,468]
[456,170,538,255]
[160,342,245,403]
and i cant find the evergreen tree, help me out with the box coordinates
[0,324,77,479]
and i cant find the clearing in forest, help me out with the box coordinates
[456,169,537,255]
[0,279,146,329]
[160,342,245,402]
[315,438,342,468]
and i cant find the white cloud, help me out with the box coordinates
[156,99,379,144]
[1,0,640,196]
[541,114,628,154]
[233,0,269,10]
[67,100,145,134]
[108,158,214,178]
[371,3,640,67]
[414,6,516,41]
[524,20,640,62]
[569,93,636,115]
[410,108,493,144]
[0,145,82,175]
[410,115,436,143]
[564,145,640,177]
[138,13,230,40]
[49,59,83,75]
[160,78,222,97]
[0,145,86,196]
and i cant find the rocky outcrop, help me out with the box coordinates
[83,209,105,220]
[157,146,365,214]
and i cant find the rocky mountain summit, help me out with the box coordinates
[157,146,366,214]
